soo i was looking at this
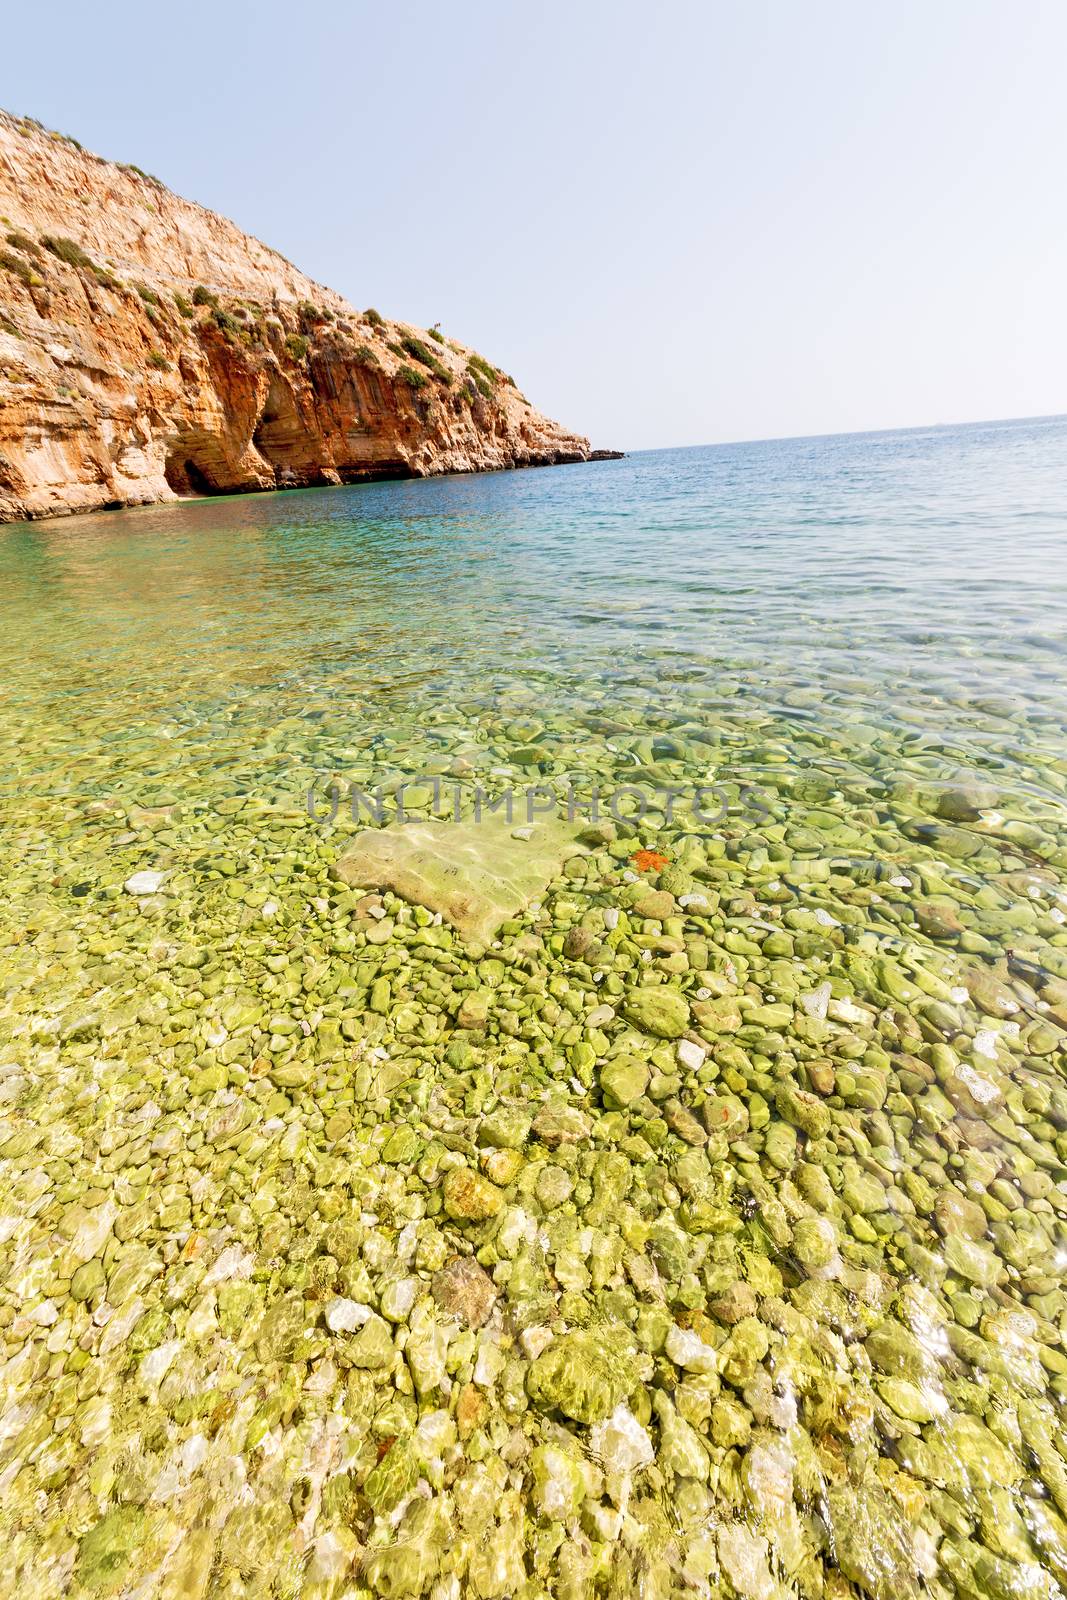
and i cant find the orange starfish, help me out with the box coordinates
[631,849,669,872]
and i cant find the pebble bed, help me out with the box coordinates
[2,434,1067,1600]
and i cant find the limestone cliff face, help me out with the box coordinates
[0,111,591,523]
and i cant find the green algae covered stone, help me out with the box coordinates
[824,1481,915,1600]
[944,1233,1001,1289]
[775,1081,831,1139]
[793,1216,837,1271]
[76,1507,145,1592]
[865,1319,936,1382]
[443,1166,505,1221]
[622,986,690,1039]
[527,1328,637,1424]
[599,1056,650,1109]
[529,1443,589,1520]
[363,1439,418,1514]
[349,1314,396,1369]
[899,1413,1022,1492]
[478,1106,531,1149]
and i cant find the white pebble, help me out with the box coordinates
[202,1245,255,1287]
[124,869,165,895]
[799,982,831,1020]
[474,1341,505,1387]
[79,1396,113,1446]
[139,1340,180,1384]
[665,1323,717,1374]
[676,1039,705,1071]
[325,1298,373,1333]
[520,1325,555,1360]
[828,997,869,1025]
[589,1403,655,1475]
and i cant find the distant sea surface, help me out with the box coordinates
[2,413,1065,816]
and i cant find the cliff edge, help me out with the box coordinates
[0,111,592,523]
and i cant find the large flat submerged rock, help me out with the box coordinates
[332,815,587,943]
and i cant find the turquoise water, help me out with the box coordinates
[1,415,1067,1598]
[3,414,1066,821]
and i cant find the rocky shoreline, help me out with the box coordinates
[0,110,599,525]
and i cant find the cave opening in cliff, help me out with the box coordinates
[164,454,214,496]
[252,373,305,480]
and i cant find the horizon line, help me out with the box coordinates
[622,408,1067,457]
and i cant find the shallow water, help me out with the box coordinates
[2,415,1067,1598]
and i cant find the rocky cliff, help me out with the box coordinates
[0,111,592,523]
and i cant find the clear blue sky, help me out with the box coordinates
[4,1,1065,449]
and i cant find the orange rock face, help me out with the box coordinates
[0,111,590,522]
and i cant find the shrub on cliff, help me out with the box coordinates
[212,308,243,339]
[397,364,427,391]
[352,344,379,367]
[466,365,494,401]
[468,352,502,387]
[173,292,194,317]
[0,249,41,289]
[146,350,169,370]
[41,235,94,269]
[5,230,41,258]
[192,285,218,308]
[134,282,159,306]
[14,224,111,286]
[15,117,84,152]
[364,307,384,326]
[118,162,163,186]
[399,334,451,383]
[285,334,309,361]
